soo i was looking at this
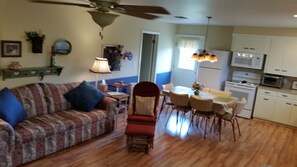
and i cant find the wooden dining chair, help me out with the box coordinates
[215,98,247,141]
[165,91,192,126]
[189,96,215,139]
[159,83,174,119]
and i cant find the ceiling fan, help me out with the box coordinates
[30,0,170,30]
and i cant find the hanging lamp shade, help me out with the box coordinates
[88,11,119,30]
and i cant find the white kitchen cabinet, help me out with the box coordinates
[264,37,297,77]
[231,34,270,54]
[272,99,292,124]
[289,103,297,127]
[253,93,275,120]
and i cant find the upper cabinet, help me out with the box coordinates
[264,37,297,77]
[231,34,271,54]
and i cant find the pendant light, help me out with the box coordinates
[191,16,218,63]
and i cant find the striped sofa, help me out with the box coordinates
[0,82,116,167]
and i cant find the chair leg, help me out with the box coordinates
[204,118,208,139]
[235,117,241,136]
[165,108,174,126]
[231,120,236,142]
[218,118,222,141]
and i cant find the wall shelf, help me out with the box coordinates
[2,66,63,80]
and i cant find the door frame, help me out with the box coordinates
[138,30,160,82]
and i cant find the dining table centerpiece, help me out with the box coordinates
[192,81,204,95]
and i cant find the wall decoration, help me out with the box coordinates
[1,40,22,57]
[53,39,72,55]
[292,81,297,90]
[123,51,133,60]
[25,31,45,53]
[102,45,123,71]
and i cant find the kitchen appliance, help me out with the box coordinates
[224,71,262,119]
[231,52,265,69]
[197,50,230,90]
[261,73,284,88]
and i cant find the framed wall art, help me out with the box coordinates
[102,44,123,71]
[291,81,297,90]
[1,40,22,57]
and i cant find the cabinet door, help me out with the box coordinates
[272,99,292,124]
[231,35,270,54]
[282,38,297,77]
[289,103,297,127]
[264,37,286,75]
[253,94,275,120]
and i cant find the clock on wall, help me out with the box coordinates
[53,39,72,55]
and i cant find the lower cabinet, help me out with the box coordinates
[253,87,297,127]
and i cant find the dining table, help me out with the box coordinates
[160,86,237,113]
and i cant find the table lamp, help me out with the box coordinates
[90,57,111,91]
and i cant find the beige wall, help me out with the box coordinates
[0,0,176,88]
[176,25,234,51]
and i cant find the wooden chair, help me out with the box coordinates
[215,98,247,141]
[189,96,215,139]
[165,91,192,126]
[125,81,160,153]
[159,83,174,118]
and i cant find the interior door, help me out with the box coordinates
[139,33,158,82]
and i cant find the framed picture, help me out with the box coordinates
[102,44,123,71]
[291,81,297,90]
[1,40,22,57]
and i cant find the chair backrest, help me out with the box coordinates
[162,83,174,90]
[169,91,189,107]
[233,98,247,115]
[190,96,213,112]
[208,88,232,97]
[132,81,160,116]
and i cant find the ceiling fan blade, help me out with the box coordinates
[119,12,160,20]
[116,5,170,15]
[30,0,94,8]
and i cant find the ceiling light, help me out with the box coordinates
[191,16,218,63]
[293,15,297,17]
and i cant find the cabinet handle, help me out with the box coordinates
[275,69,280,71]
[281,70,287,72]
[249,48,255,50]
[294,104,297,106]
[282,95,288,97]
[243,47,249,50]
[264,98,269,100]
[264,92,270,94]
[286,103,292,105]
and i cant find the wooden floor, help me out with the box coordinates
[24,105,297,167]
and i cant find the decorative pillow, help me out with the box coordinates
[0,87,27,126]
[135,96,155,116]
[64,81,105,112]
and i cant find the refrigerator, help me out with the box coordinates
[197,50,231,90]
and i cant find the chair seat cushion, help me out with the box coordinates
[125,123,155,137]
[127,114,156,123]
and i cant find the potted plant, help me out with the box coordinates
[25,31,45,53]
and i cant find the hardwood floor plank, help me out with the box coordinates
[23,105,297,167]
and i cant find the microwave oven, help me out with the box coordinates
[261,74,284,88]
[231,52,265,69]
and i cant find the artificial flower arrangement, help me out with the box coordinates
[192,81,204,95]
[25,31,45,42]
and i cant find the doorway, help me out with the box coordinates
[139,32,159,82]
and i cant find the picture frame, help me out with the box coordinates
[102,44,123,71]
[291,81,297,90]
[1,40,22,57]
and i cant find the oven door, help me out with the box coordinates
[224,82,257,118]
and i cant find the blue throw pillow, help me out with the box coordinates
[0,87,27,126]
[64,81,106,112]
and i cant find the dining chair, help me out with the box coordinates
[215,98,247,141]
[159,83,174,119]
[189,96,215,139]
[165,91,192,126]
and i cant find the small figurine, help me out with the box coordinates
[9,61,21,70]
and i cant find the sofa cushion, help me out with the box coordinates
[64,81,105,112]
[40,82,80,113]
[0,87,27,126]
[11,83,48,118]
[14,109,107,144]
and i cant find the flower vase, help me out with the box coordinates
[194,90,199,95]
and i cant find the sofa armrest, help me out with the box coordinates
[0,119,15,152]
[97,96,117,119]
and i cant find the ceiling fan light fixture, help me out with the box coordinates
[88,11,119,29]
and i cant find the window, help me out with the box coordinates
[177,48,196,70]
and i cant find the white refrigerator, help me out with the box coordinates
[196,50,231,90]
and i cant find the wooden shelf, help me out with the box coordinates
[2,66,63,80]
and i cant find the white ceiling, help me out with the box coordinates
[38,0,297,28]
[120,0,297,28]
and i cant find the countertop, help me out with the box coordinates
[258,85,297,95]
